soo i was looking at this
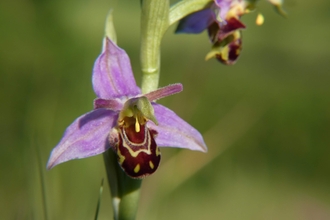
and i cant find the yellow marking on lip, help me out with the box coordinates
[135,116,140,133]
[149,161,154,169]
[134,164,140,173]
[121,126,152,157]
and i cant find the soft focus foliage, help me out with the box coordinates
[1,0,330,219]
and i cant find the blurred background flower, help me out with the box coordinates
[1,0,330,219]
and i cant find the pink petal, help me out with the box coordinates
[148,104,207,152]
[47,109,118,169]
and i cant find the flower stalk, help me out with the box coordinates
[140,0,169,94]
[103,149,142,220]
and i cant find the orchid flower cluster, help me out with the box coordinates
[47,0,284,219]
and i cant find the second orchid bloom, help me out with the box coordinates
[47,38,207,178]
[176,0,285,65]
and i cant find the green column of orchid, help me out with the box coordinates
[103,11,142,220]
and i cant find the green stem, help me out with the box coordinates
[140,0,170,94]
[103,150,142,220]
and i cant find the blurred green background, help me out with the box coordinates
[1,0,330,219]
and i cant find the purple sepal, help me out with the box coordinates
[176,9,214,34]
[149,104,207,152]
[47,109,118,169]
[92,38,141,99]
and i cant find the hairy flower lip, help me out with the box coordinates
[47,38,207,170]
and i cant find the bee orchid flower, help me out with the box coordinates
[175,0,285,65]
[47,38,207,178]
[176,0,247,65]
